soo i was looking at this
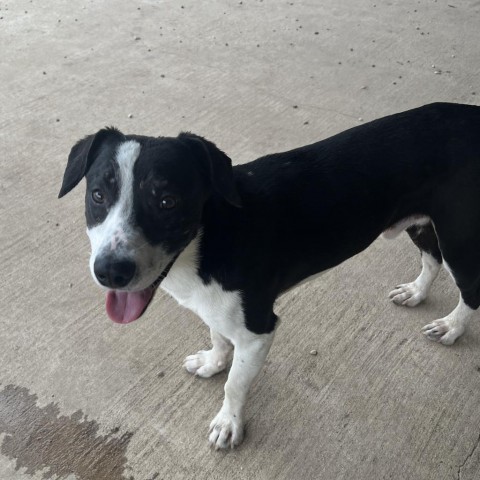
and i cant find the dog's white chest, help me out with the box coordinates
[161,237,245,341]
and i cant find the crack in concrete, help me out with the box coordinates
[457,432,480,480]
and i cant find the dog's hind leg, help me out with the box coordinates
[421,218,480,345]
[389,222,442,307]
[184,329,233,378]
[422,258,479,345]
[422,293,476,345]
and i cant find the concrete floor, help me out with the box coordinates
[1,0,480,478]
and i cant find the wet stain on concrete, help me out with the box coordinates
[0,385,133,479]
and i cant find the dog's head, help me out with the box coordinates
[59,128,241,324]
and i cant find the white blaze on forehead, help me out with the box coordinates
[115,140,142,226]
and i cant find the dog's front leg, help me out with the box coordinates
[209,331,275,449]
[184,329,233,377]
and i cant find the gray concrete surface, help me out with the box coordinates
[1,0,480,479]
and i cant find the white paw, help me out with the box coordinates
[421,319,464,345]
[208,409,244,449]
[389,282,426,307]
[184,350,227,378]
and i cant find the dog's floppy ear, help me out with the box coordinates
[179,132,242,208]
[58,127,124,198]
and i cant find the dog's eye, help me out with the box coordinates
[92,189,105,204]
[160,195,177,209]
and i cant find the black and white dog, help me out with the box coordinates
[59,103,480,449]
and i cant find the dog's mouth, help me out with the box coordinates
[105,286,156,324]
[104,256,178,325]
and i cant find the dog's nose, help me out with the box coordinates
[94,257,136,288]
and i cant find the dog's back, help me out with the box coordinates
[225,102,480,293]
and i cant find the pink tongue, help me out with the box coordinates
[106,288,154,324]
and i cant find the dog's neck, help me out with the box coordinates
[161,230,202,302]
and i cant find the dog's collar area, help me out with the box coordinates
[150,252,180,289]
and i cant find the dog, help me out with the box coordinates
[59,102,480,449]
